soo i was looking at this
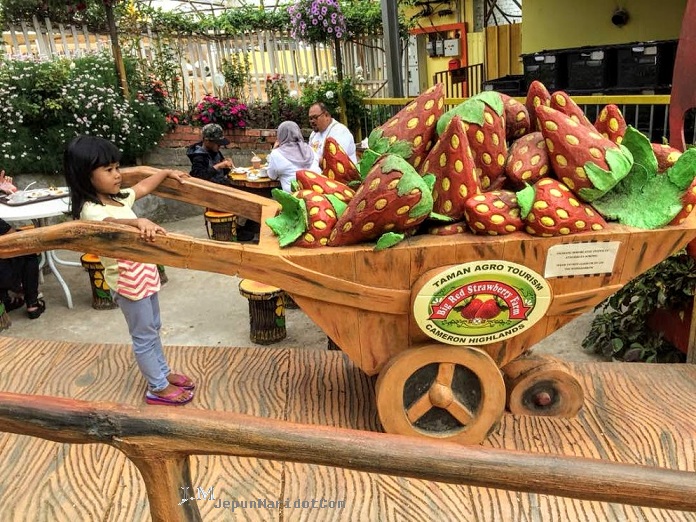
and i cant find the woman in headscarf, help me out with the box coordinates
[267,121,319,192]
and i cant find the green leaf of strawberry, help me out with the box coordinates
[591,127,696,229]
[265,189,308,247]
[436,91,504,136]
[358,148,381,180]
[375,231,406,251]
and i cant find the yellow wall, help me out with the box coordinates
[522,0,686,54]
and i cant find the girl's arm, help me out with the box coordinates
[120,166,189,200]
[102,217,165,242]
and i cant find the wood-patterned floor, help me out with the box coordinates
[0,336,694,521]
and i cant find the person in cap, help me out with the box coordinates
[186,123,235,185]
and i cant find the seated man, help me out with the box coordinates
[0,171,44,319]
[308,102,358,165]
[186,123,235,185]
[186,124,257,242]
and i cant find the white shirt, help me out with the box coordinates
[308,119,357,164]
[267,148,320,192]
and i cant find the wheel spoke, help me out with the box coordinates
[406,392,433,423]
[446,398,474,425]
[435,362,455,386]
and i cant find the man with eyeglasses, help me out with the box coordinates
[307,102,357,165]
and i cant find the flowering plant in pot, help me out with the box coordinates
[191,95,248,129]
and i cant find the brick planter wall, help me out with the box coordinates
[144,125,279,173]
[157,125,277,152]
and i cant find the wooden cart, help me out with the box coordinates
[3,173,696,445]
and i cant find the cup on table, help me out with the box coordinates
[251,158,262,170]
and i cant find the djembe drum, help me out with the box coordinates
[80,253,118,310]
[238,279,287,345]
[0,302,10,331]
[204,210,237,241]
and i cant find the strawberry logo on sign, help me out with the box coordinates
[413,261,552,346]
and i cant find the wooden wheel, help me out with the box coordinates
[502,355,584,417]
[375,345,506,445]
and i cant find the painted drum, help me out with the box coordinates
[412,260,552,346]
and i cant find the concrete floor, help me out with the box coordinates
[1,214,601,362]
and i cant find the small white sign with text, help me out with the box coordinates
[544,241,620,278]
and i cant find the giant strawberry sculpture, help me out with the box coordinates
[437,92,508,190]
[328,154,434,249]
[535,105,633,201]
[421,115,480,220]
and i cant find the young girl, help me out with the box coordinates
[64,135,194,406]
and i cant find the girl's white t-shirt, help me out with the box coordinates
[80,188,161,300]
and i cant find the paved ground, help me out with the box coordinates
[1,214,601,362]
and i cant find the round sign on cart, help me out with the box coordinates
[413,261,552,345]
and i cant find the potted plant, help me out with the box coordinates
[582,252,696,363]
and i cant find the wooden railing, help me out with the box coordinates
[433,63,485,99]
[0,391,694,522]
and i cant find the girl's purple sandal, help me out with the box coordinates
[145,387,193,406]
[168,373,196,390]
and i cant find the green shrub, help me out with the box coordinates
[300,72,366,137]
[0,52,168,176]
[582,253,693,363]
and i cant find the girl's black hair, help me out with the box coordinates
[64,135,126,219]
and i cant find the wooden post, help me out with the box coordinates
[128,454,202,522]
[104,4,129,99]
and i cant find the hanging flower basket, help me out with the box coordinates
[288,0,347,44]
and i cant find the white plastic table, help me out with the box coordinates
[0,191,78,308]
